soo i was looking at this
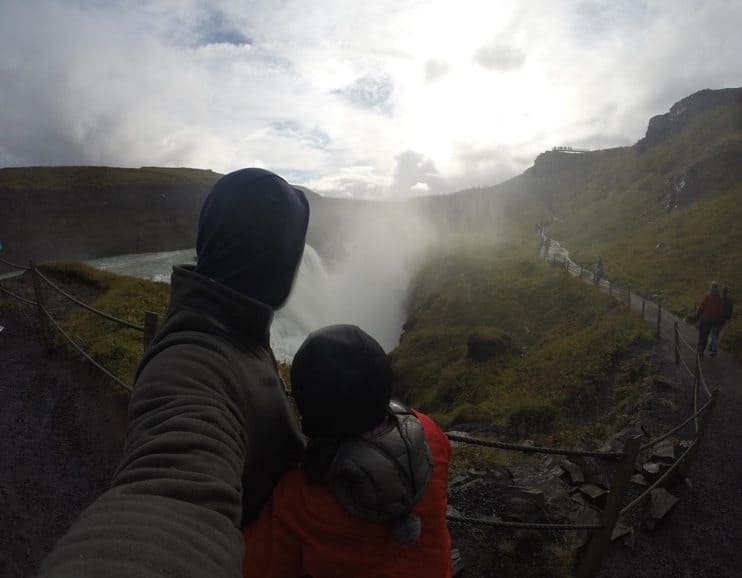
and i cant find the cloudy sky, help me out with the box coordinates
[1,1,740,198]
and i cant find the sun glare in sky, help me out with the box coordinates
[0,0,740,198]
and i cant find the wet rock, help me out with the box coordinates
[449,474,468,488]
[578,484,609,506]
[451,548,465,577]
[631,473,649,487]
[653,375,679,390]
[646,488,679,530]
[454,478,486,493]
[488,465,513,484]
[611,521,632,542]
[488,484,547,522]
[573,506,601,548]
[447,505,463,517]
[560,459,585,484]
[642,462,662,480]
[649,439,677,461]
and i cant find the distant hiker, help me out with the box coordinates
[243,325,453,578]
[595,258,604,285]
[38,168,310,578]
[693,281,723,358]
[709,286,734,357]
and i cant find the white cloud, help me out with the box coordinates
[0,0,740,197]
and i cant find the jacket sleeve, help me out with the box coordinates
[38,340,254,578]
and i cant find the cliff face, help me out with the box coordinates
[636,87,742,152]
[0,167,219,264]
[0,167,398,266]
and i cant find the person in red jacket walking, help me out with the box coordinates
[694,281,723,357]
[709,286,734,357]
[243,324,453,578]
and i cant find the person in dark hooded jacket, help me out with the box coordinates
[243,324,453,578]
[39,168,309,578]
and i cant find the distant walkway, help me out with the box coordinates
[541,234,742,577]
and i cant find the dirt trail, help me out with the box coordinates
[0,275,129,578]
[552,247,742,577]
[598,288,742,577]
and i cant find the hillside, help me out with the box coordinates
[391,241,654,444]
[426,87,742,360]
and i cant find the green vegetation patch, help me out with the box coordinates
[390,242,653,443]
[0,166,220,191]
[40,262,170,385]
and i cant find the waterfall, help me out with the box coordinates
[86,232,429,361]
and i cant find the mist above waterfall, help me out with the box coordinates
[84,202,439,362]
[271,204,436,360]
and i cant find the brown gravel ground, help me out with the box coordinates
[0,273,128,578]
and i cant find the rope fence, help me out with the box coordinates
[0,283,38,306]
[536,230,720,576]
[446,433,624,459]
[639,394,715,451]
[447,513,602,531]
[34,267,145,331]
[2,259,160,392]
[39,304,133,393]
[0,256,31,271]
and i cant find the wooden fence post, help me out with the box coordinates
[30,261,53,352]
[642,298,646,320]
[143,311,159,351]
[656,302,662,339]
[674,322,680,365]
[576,436,641,578]
[627,289,631,307]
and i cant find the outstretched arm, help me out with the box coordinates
[39,341,251,578]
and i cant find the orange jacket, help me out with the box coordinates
[243,411,453,578]
[698,292,723,323]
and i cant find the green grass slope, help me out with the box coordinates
[468,89,742,361]
[391,242,653,445]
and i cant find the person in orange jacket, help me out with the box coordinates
[695,281,723,357]
[243,324,453,578]
[709,286,734,357]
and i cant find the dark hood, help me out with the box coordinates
[195,168,309,310]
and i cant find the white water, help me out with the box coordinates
[86,216,433,360]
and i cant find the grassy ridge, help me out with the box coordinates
[390,242,654,444]
[542,104,742,360]
[40,262,170,384]
[0,166,219,191]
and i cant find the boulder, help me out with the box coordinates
[466,327,516,362]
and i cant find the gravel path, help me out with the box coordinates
[550,245,742,577]
[598,290,742,577]
[0,275,128,578]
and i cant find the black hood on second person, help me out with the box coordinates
[195,168,310,310]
